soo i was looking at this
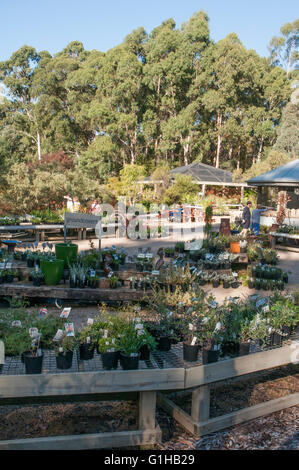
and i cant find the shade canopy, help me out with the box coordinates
[170,162,232,183]
[247,159,299,187]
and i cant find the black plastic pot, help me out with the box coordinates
[69,277,77,288]
[6,275,14,283]
[79,343,95,360]
[231,282,239,289]
[32,278,42,287]
[119,352,140,370]
[202,348,219,364]
[212,281,220,288]
[239,342,250,356]
[282,325,291,339]
[248,280,254,289]
[221,341,240,357]
[223,281,230,289]
[101,351,119,370]
[23,351,43,374]
[157,336,172,351]
[183,343,200,362]
[139,344,151,361]
[240,247,247,253]
[56,350,73,370]
[27,259,34,268]
[270,332,282,347]
[88,279,98,289]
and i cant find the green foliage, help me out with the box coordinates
[163,174,198,205]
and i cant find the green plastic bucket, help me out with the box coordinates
[40,259,64,285]
[55,243,78,268]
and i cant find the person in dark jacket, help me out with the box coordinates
[240,201,252,237]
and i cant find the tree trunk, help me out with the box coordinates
[257,138,264,163]
[37,132,41,161]
[215,114,222,168]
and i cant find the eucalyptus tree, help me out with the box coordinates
[269,19,299,78]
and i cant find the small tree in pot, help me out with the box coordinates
[54,334,77,370]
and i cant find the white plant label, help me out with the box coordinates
[29,327,39,339]
[191,336,197,346]
[12,320,22,327]
[60,307,71,318]
[87,318,94,325]
[65,323,75,337]
[53,329,64,341]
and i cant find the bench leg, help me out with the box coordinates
[191,385,210,423]
[139,391,157,449]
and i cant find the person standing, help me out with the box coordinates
[73,196,80,212]
[240,201,252,238]
[64,195,74,213]
[251,204,267,236]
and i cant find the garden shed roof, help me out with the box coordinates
[247,159,299,187]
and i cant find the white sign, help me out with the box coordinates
[64,212,102,229]
[60,307,71,318]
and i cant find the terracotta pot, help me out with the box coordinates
[230,242,240,253]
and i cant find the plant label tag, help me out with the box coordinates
[90,270,96,277]
[60,307,71,318]
[6,263,12,269]
[108,271,113,278]
[189,323,194,331]
[0,263,4,269]
[191,336,197,346]
[87,318,94,325]
[103,329,108,338]
[151,270,160,275]
[263,305,270,313]
[256,298,266,308]
[39,307,48,318]
[12,320,22,327]
[65,323,75,336]
[86,336,91,344]
[53,329,64,341]
[29,327,39,338]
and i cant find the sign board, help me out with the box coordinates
[64,212,102,229]
[64,212,102,248]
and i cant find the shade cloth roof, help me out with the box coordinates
[247,159,299,187]
[170,162,232,183]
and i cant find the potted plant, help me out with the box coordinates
[118,324,143,370]
[78,326,96,360]
[5,269,18,283]
[55,334,77,370]
[87,273,99,288]
[138,328,157,360]
[55,242,78,268]
[229,235,241,254]
[212,273,220,288]
[239,320,251,356]
[22,331,44,375]
[68,263,78,288]
[31,267,44,286]
[109,275,119,289]
[40,258,64,285]
[97,335,120,370]
[183,321,200,362]
[239,239,247,254]
[198,314,221,364]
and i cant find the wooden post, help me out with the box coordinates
[191,385,210,423]
[139,391,157,450]
[139,391,156,430]
[64,226,67,244]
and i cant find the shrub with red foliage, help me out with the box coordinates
[27,151,74,171]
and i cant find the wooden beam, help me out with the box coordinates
[185,344,296,389]
[157,393,196,435]
[0,368,185,398]
[0,283,146,301]
[139,391,157,430]
[0,427,162,450]
[195,392,299,437]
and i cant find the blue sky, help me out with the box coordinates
[0,0,298,61]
